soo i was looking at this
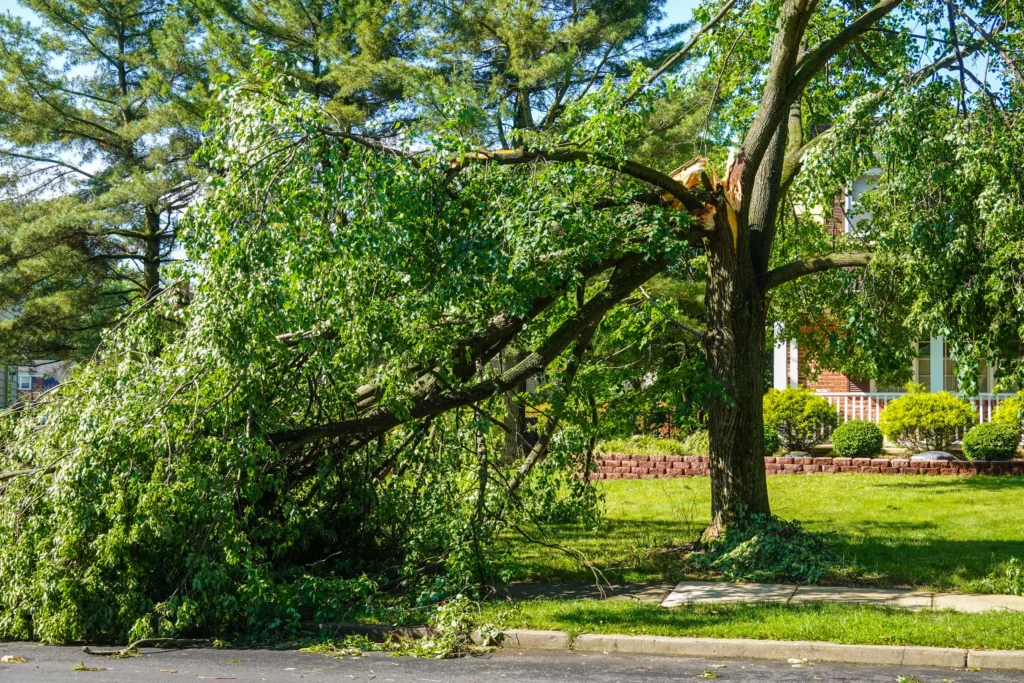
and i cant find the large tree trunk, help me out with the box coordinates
[702,209,771,537]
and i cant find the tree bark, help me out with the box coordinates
[703,207,771,537]
[501,350,530,465]
[143,207,162,299]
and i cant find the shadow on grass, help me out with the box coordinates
[500,476,1024,589]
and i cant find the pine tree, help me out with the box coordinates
[0,0,207,362]
[195,0,411,127]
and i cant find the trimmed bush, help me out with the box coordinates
[879,391,976,452]
[962,422,1020,461]
[993,392,1024,435]
[831,420,884,457]
[763,388,839,452]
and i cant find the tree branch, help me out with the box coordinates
[638,286,704,341]
[268,257,667,450]
[454,148,706,213]
[759,252,873,291]
[625,0,742,106]
[955,8,1024,87]
[789,0,905,96]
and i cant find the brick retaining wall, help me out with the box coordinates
[592,454,1024,479]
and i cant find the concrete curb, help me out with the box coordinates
[498,630,1024,671]
[303,622,1024,671]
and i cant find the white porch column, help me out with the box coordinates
[788,339,799,388]
[930,335,944,393]
[773,340,788,390]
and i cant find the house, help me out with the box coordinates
[772,172,1015,425]
[0,310,70,409]
[773,336,1014,425]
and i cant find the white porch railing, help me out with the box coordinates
[822,392,1015,424]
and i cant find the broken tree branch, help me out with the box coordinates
[450,148,707,213]
[267,257,668,451]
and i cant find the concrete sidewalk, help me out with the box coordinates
[503,579,1024,613]
[661,580,1024,612]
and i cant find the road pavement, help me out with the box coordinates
[1,642,1020,682]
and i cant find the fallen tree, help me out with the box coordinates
[1,0,1021,643]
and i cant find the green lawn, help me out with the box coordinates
[498,475,1024,592]
[483,599,1024,650]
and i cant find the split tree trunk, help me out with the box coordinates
[702,208,771,537]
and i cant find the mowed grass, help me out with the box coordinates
[498,475,1024,592]
[483,599,1024,650]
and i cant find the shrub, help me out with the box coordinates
[599,431,711,457]
[597,436,689,457]
[992,392,1024,435]
[962,422,1020,461]
[831,420,883,457]
[979,558,1024,596]
[680,430,711,456]
[763,424,781,457]
[763,388,839,452]
[692,513,838,584]
[878,391,976,452]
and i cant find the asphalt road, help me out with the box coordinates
[2,642,1021,682]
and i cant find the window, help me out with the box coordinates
[17,374,32,391]
[942,340,958,393]
[979,357,991,394]
[914,340,931,388]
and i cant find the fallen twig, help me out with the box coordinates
[82,638,210,657]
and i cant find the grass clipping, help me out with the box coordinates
[692,514,838,584]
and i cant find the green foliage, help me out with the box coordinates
[682,430,711,457]
[599,435,689,457]
[831,420,883,458]
[693,514,838,584]
[763,388,839,452]
[763,424,781,457]
[879,392,977,453]
[195,0,410,126]
[787,69,1024,395]
[299,597,502,659]
[0,51,684,644]
[403,595,499,658]
[598,431,711,457]
[962,422,1020,462]
[993,393,1024,435]
[980,558,1024,597]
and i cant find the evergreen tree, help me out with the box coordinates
[0,0,207,361]
[194,0,411,127]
